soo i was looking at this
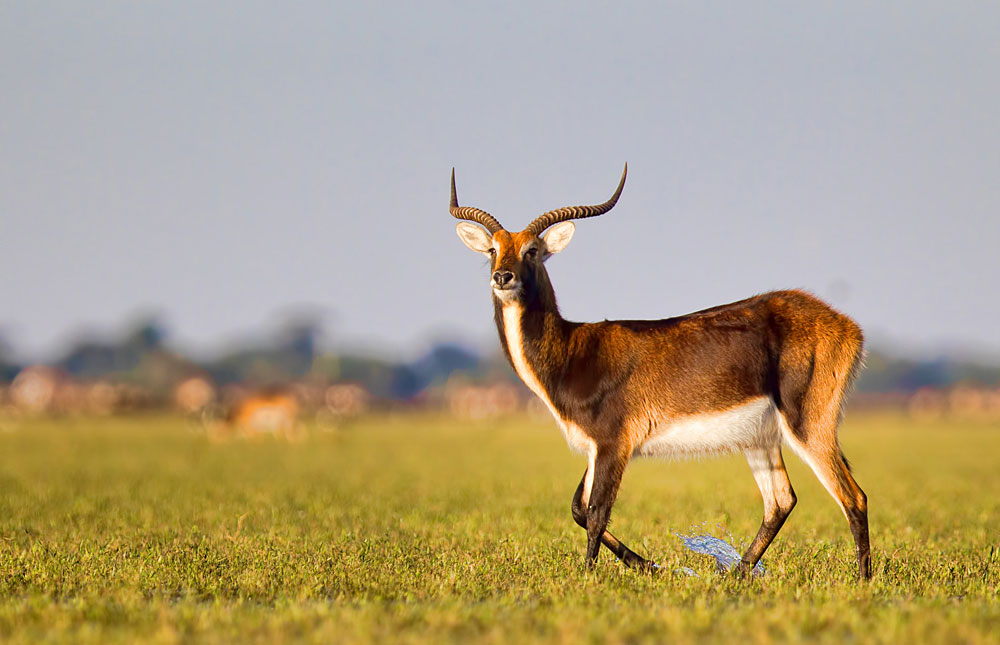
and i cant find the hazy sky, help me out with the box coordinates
[2,2,998,361]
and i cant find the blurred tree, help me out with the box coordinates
[856,349,1000,393]
[58,316,168,378]
[0,333,20,382]
[408,342,481,390]
[275,318,321,378]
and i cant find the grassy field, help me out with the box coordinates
[0,411,998,643]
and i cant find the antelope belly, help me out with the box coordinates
[635,397,778,458]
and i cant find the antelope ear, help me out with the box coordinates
[541,221,575,257]
[456,222,493,256]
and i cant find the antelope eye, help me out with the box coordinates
[489,248,496,256]
[525,248,538,259]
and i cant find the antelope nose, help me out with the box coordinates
[492,270,514,286]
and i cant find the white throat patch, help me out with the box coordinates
[493,287,520,303]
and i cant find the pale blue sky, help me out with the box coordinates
[2,2,998,360]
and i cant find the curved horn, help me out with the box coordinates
[524,163,627,236]
[450,169,503,234]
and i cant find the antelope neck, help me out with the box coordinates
[495,295,567,404]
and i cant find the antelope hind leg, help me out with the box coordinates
[734,445,797,577]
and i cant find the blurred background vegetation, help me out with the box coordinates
[2,312,999,429]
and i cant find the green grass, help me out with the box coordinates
[0,412,998,643]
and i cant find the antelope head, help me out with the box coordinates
[451,164,628,304]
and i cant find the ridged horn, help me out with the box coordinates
[524,163,627,236]
[450,168,503,234]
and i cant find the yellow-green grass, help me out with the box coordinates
[0,412,998,643]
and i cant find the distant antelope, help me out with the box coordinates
[213,390,301,442]
[450,165,871,580]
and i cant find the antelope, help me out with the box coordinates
[214,390,302,442]
[450,164,871,580]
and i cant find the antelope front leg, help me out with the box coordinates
[571,472,652,571]
[582,448,630,569]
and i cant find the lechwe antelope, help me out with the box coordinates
[450,164,871,580]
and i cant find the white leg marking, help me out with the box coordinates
[744,443,792,518]
[745,447,777,503]
[582,447,597,507]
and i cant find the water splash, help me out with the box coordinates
[676,532,766,576]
